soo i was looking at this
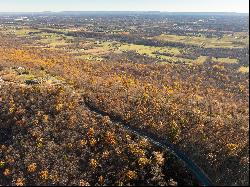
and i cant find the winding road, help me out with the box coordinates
[83,98,214,186]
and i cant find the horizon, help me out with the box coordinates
[0,0,249,13]
[0,11,248,16]
[0,11,249,13]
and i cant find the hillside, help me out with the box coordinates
[0,13,249,186]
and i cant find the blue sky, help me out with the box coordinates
[0,0,249,13]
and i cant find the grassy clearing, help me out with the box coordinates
[39,38,68,47]
[14,28,41,36]
[118,43,181,57]
[35,32,74,47]
[83,41,183,61]
[153,33,249,48]
[91,42,202,64]
[157,55,194,64]
[212,57,239,64]
[12,28,74,48]
[117,43,197,64]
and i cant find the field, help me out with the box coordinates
[1,26,244,66]
[0,13,249,186]
[153,33,249,48]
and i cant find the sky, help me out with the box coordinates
[0,0,249,13]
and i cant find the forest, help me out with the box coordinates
[0,12,249,186]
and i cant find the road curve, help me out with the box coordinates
[83,98,214,186]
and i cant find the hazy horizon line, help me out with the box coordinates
[0,10,248,14]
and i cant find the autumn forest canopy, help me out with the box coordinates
[0,12,249,186]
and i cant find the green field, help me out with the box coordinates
[212,57,238,64]
[4,27,247,67]
[153,33,249,48]
[10,28,74,48]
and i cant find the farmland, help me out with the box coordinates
[0,12,249,186]
[153,33,249,48]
